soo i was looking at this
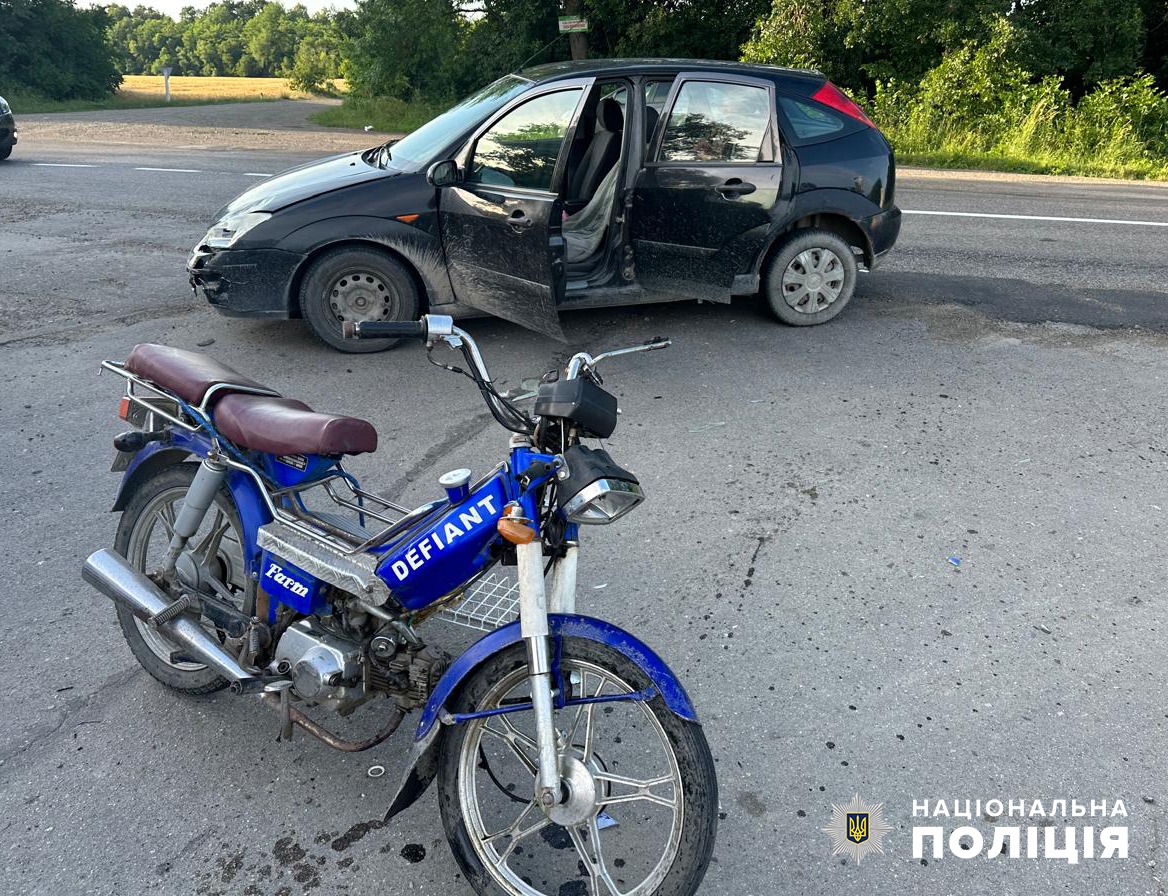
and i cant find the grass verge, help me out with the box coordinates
[895,149,1168,181]
[309,95,445,134]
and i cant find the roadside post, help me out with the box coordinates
[558,3,588,60]
[162,66,172,102]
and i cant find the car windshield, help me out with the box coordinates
[378,75,533,172]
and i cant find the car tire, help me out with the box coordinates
[764,228,858,326]
[0,146,11,161]
[299,245,421,353]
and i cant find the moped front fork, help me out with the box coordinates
[516,537,563,808]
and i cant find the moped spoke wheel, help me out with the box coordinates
[437,638,717,896]
[114,464,248,694]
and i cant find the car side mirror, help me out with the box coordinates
[427,159,461,188]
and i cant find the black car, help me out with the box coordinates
[0,95,16,160]
[189,59,901,352]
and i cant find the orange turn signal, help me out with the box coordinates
[498,518,536,545]
[395,214,420,224]
[118,396,132,421]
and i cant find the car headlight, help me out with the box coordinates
[203,211,271,249]
[556,445,644,525]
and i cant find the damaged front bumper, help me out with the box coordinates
[187,244,303,319]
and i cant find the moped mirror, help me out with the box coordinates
[426,159,461,188]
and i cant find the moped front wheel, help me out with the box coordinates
[436,638,717,896]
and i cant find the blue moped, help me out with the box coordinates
[83,315,717,896]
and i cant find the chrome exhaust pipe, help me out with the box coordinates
[83,548,258,691]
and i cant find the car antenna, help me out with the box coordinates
[514,33,568,73]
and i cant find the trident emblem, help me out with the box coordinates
[847,812,869,843]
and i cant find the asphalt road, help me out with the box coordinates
[2,107,1167,896]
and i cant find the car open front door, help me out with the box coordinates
[438,82,591,341]
[633,72,787,302]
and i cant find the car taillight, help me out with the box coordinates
[812,81,875,128]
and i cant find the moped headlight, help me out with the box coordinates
[562,478,644,524]
[556,445,643,525]
[204,211,271,248]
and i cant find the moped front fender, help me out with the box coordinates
[385,613,698,820]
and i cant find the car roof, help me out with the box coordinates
[519,58,826,89]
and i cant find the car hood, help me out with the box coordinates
[217,150,392,218]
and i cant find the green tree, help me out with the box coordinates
[741,0,857,84]
[348,0,462,99]
[743,0,1010,91]
[585,0,770,61]
[288,38,332,92]
[0,0,120,98]
[452,0,560,94]
[242,3,298,75]
[1014,0,1146,97]
[1143,0,1168,87]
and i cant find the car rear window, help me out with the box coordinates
[658,81,770,163]
[777,96,848,141]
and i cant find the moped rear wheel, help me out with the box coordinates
[436,638,717,896]
[113,463,248,694]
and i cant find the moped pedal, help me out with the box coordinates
[265,680,295,742]
[146,593,193,627]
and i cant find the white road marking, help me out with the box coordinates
[33,162,270,177]
[903,209,1168,228]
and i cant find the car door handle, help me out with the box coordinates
[508,210,534,231]
[714,179,756,197]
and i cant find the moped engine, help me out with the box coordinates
[272,618,363,707]
[366,637,450,711]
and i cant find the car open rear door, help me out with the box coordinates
[438,81,591,341]
[632,72,787,302]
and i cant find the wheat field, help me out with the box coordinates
[118,75,347,101]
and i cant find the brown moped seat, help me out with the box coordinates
[125,343,271,406]
[125,343,377,456]
[213,394,378,457]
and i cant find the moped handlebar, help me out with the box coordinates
[346,316,669,433]
[342,320,428,340]
[565,337,671,380]
[345,314,493,383]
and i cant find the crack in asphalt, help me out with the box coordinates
[0,306,201,347]
[382,411,495,501]
[0,665,143,772]
[155,825,218,878]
